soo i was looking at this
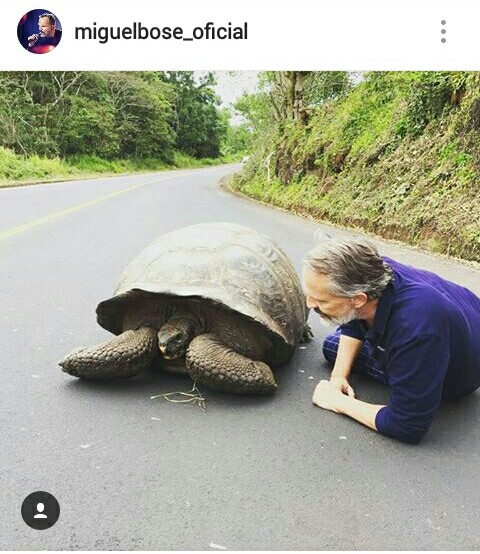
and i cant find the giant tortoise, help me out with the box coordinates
[59,222,311,394]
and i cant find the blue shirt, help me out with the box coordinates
[339,257,480,444]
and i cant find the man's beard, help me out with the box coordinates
[314,306,360,327]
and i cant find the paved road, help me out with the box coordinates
[1,165,480,550]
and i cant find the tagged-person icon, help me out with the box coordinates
[33,502,48,519]
[21,491,60,529]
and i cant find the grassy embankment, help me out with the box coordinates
[232,72,480,263]
[0,149,235,188]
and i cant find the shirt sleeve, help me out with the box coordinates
[338,320,366,341]
[375,333,449,444]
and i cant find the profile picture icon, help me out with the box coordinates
[17,9,62,54]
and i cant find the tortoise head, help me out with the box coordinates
[157,315,198,359]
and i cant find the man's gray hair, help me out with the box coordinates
[303,238,393,299]
[39,13,56,26]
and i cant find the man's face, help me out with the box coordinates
[303,267,360,326]
[38,17,55,37]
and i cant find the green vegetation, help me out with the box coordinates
[0,147,225,187]
[161,71,225,159]
[232,72,480,263]
[0,71,246,186]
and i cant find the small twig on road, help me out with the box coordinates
[151,381,207,412]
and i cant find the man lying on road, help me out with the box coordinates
[303,239,480,444]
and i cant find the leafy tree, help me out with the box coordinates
[235,90,272,133]
[59,95,119,158]
[159,71,226,158]
[105,72,175,160]
[0,71,178,161]
[304,72,353,107]
[220,109,252,157]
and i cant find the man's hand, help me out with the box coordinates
[330,374,355,398]
[28,34,39,47]
[312,379,385,432]
[312,380,346,413]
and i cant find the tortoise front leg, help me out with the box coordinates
[185,333,277,394]
[59,327,158,380]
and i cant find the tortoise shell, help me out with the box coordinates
[96,223,307,347]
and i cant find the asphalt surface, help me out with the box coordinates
[1,164,480,550]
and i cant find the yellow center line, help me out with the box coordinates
[0,171,196,242]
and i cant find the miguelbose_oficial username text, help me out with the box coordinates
[74,22,248,44]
